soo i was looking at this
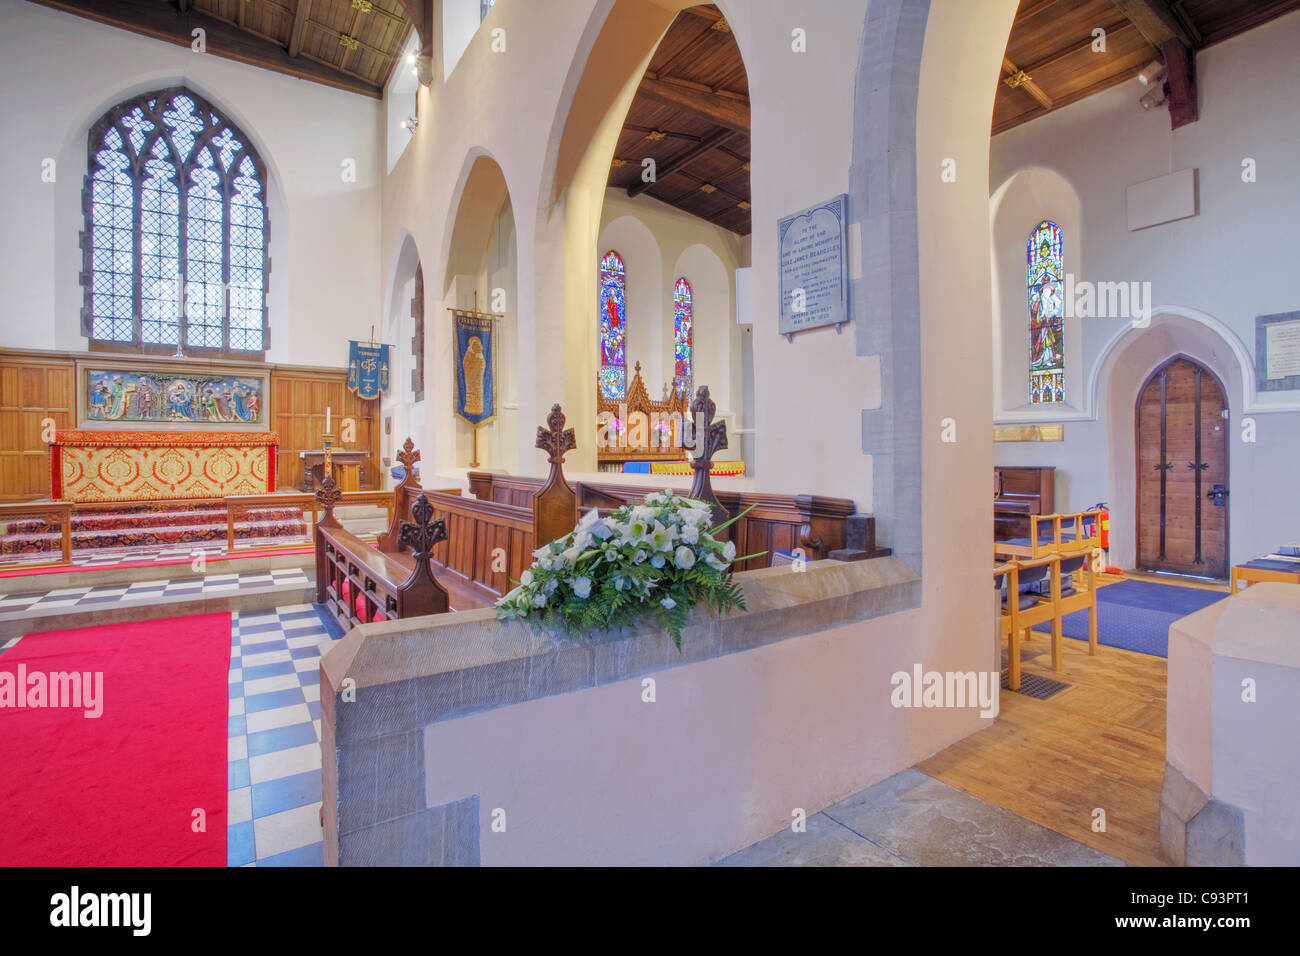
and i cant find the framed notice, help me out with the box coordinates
[778,194,849,338]
[1256,312,1300,391]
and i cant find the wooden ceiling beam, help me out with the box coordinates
[1017,20,1138,75]
[1109,0,1194,49]
[1014,0,1063,22]
[1162,37,1197,129]
[287,0,312,57]
[656,19,718,77]
[638,73,749,133]
[390,0,432,54]
[28,0,381,97]
[1001,56,1052,110]
[627,128,733,198]
[621,123,702,144]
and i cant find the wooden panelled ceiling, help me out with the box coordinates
[608,5,750,236]
[27,0,415,98]
[996,0,1300,134]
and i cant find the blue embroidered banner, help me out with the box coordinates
[453,311,496,426]
[347,342,390,400]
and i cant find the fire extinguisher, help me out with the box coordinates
[1089,502,1120,574]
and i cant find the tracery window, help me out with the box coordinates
[598,250,627,400]
[1027,220,1064,404]
[82,88,269,356]
[672,277,693,398]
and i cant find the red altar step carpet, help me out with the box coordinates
[0,502,306,559]
[0,614,231,866]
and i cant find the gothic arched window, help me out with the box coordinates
[82,88,269,356]
[1027,220,1063,404]
[598,250,627,400]
[672,277,693,398]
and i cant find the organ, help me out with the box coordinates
[994,465,1055,541]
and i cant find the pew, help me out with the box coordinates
[320,409,581,627]
[315,477,452,630]
[996,551,1099,690]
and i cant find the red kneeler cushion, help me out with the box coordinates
[337,580,386,622]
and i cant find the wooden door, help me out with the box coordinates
[1136,357,1228,577]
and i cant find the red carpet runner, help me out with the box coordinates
[0,614,232,866]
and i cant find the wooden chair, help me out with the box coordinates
[996,555,1063,689]
[994,509,1102,560]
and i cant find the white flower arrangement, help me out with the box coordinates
[495,490,758,648]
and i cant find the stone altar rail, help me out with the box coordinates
[321,557,920,866]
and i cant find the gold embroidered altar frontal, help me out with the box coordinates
[51,431,278,503]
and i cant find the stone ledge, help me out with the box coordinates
[322,557,920,745]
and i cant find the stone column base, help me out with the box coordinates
[1159,762,1245,866]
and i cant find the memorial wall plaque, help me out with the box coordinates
[1256,311,1300,391]
[778,194,849,338]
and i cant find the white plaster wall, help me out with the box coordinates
[990,11,1300,568]
[404,0,1019,862]
[0,1,383,369]
[383,0,889,501]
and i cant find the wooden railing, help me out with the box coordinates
[0,500,74,569]
[224,490,394,554]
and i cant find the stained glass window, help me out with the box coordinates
[598,251,627,400]
[82,88,269,355]
[1027,220,1064,404]
[672,277,693,398]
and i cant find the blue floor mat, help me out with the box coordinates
[1033,580,1227,658]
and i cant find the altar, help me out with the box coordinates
[51,430,278,503]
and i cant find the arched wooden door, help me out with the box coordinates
[1136,357,1229,578]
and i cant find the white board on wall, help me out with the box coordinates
[1126,167,1198,231]
[735,267,752,330]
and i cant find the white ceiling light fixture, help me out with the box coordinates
[1138,59,1167,87]
[400,116,419,133]
[1139,85,1167,111]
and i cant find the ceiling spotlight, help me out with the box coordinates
[407,53,415,64]
[401,116,419,133]
[1139,85,1167,111]
[1138,59,1166,86]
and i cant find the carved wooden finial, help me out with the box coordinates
[687,385,729,526]
[399,493,447,562]
[533,403,578,546]
[535,403,576,465]
[397,436,420,472]
[315,472,343,530]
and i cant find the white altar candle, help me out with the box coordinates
[326,406,331,434]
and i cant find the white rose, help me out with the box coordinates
[674,546,696,569]
[572,576,592,599]
[705,552,727,570]
[651,554,666,569]
[660,596,676,610]
[723,540,736,561]
[681,523,700,544]
[520,570,534,586]
[532,592,548,607]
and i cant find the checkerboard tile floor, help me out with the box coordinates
[227,604,345,867]
[0,568,311,614]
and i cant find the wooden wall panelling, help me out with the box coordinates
[0,353,75,498]
[269,368,379,491]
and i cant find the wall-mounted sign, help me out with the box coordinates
[778,193,849,338]
[993,424,1065,443]
[1256,312,1300,391]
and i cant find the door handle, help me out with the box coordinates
[1206,484,1229,506]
